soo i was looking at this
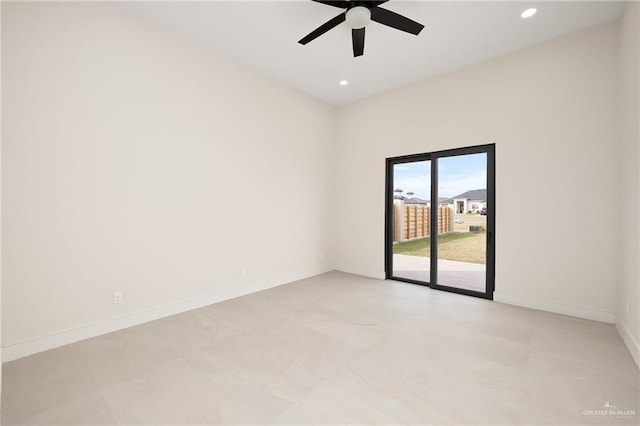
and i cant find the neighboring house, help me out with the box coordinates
[393,190,429,205]
[448,189,487,214]
[437,197,451,207]
[404,192,429,205]
[393,188,405,200]
[394,191,450,207]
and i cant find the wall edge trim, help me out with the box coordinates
[2,268,332,363]
[494,292,616,323]
[334,265,386,280]
[615,314,640,369]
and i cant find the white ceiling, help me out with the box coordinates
[121,1,624,105]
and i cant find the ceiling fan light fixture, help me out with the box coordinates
[345,6,371,29]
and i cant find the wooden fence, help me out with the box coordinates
[392,203,453,242]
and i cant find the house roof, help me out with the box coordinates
[404,197,428,205]
[394,196,449,205]
[449,189,487,202]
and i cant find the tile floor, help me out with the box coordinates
[2,271,639,425]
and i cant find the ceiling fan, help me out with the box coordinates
[298,0,425,57]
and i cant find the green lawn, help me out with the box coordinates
[393,232,486,264]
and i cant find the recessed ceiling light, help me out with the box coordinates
[521,8,537,18]
[339,80,349,86]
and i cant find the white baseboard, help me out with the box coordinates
[615,314,640,369]
[334,265,386,281]
[494,292,616,324]
[2,268,332,363]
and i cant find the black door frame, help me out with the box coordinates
[384,143,495,300]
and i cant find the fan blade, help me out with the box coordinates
[311,0,352,8]
[368,1,390,6]
[352,27,365,57]
[371,6,424,35]
[298,12,346,45]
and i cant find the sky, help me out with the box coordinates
[393,153,487,200]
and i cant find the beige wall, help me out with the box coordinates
[335,21,620,319]
[617,1,640,364]
[1,2,334,354]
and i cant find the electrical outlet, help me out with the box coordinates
[320,252,325,260]
[113,292,123,304]
[241,268,247,278]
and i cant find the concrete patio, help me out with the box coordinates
[392,254,486,293]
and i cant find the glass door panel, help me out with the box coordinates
[391,160,431,282]
[436,153,487,293]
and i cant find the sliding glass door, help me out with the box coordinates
[385,144,495,299]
